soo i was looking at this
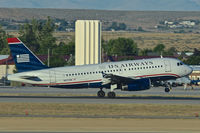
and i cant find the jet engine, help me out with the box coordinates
[122,78,151,91]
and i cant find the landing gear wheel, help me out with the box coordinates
[165,87,170,93]
[108,92,116,98]
[97,90,105,98]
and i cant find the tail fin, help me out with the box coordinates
[7,38,48,72]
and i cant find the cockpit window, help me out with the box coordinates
[177,62,183,66]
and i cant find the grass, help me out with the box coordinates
[0,103,200,118]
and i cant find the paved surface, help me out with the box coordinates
[0,86,200,95]
[0,132,172,133]
[0,86,199,104]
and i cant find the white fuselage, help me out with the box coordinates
[8,58,192,88]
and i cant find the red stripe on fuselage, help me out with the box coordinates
[7,38,21,44]
[136,73,180,78]
[36,73,179,86]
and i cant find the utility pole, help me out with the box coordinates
[48,48,50,67]
[48,48,50,88]
[4,59,8,86]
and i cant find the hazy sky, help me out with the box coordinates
[0,0,200,11]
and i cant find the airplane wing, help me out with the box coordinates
[102,73,140,85]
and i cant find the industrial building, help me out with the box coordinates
[190,66,200,81]
[0,55,15,81]
[75,20,101,65]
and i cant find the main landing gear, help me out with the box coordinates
[97,86,116,98]
[164,82,172,93]
[97,89,105,98]
[97,90,116,98]
[107,91,116,98]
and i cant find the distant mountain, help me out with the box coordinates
[0,0,200,11]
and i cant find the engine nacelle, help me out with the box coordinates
[122,78,151,91]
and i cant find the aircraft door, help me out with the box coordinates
[49,69,56,84]
[164,60,171,72]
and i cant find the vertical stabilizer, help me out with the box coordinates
[7,38,48,72]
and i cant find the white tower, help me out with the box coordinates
[75,20,101,65]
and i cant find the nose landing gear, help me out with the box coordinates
[165,87,170,92]
[164,82,172,93]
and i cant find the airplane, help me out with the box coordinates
[7,38,193,98]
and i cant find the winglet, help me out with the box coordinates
[7,38,21,44]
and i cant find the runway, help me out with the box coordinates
[0,86,199,104]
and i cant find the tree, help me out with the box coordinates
[193,48,200,56]
[137,26,144,31]
[0,25,9,54]
[153,44,165,54]
[54,41,75,55]
[104,38,138,56]
[184,56,200,65]
[118,23,127,30]
[19,17,56,54]
[46,54,67,67]
[39,16,56,54]
[139,48,153,56]
[164,47,177,56]
[19,22,40,53]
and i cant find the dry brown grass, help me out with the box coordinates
[8,31,200,52]
[56,32,200,52]
[0,103,200,118]
[0,118,200,132]
[102,32,200,51]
